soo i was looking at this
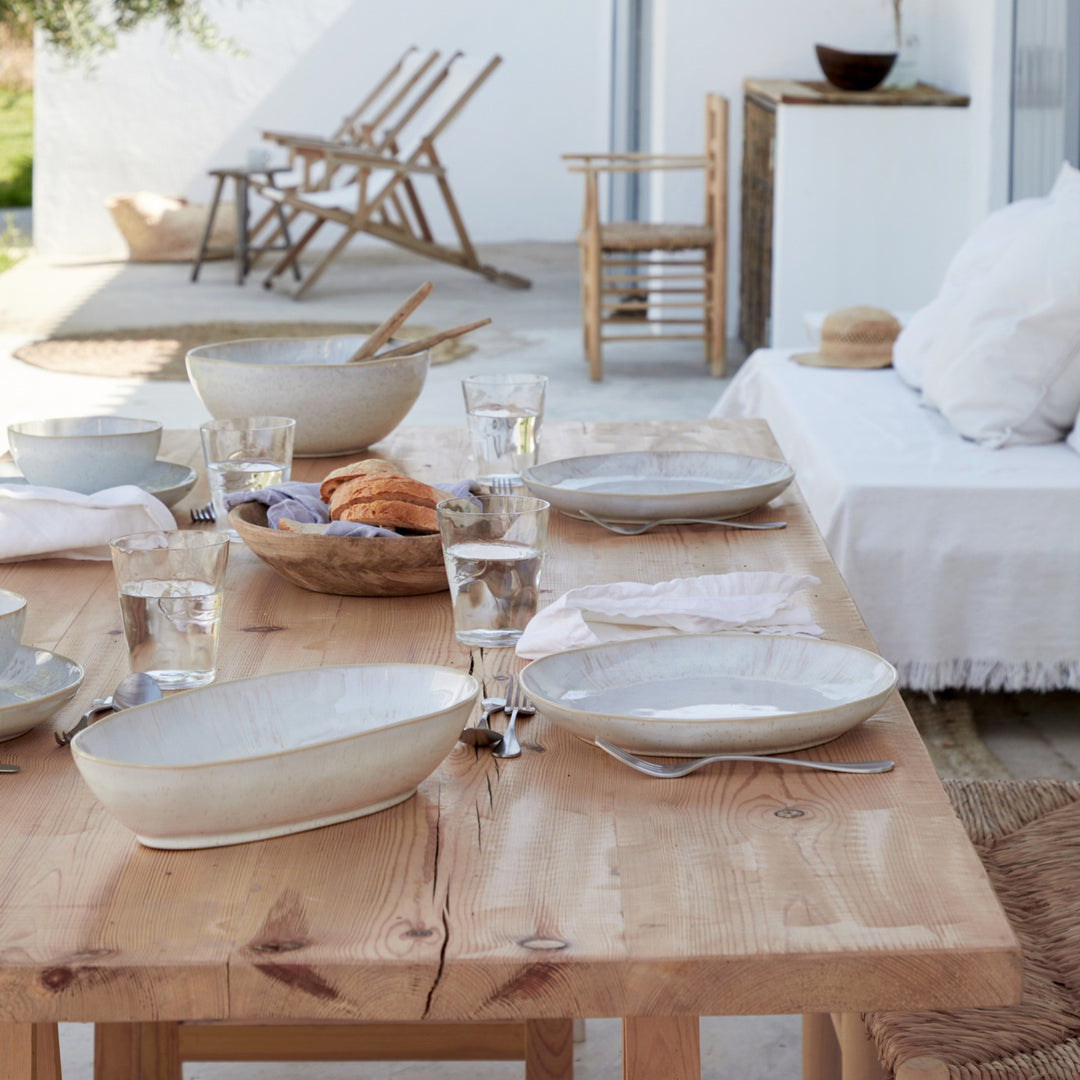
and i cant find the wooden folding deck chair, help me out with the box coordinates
[256,53,531,298]
[564,94,728,380]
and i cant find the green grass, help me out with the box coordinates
[0,89,31,207]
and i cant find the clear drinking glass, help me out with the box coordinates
[199,416,296,540]
[461,374,547,488]
[436,495,550,647]
[109,531,230,690]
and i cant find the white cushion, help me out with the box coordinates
[917,163,1080,445]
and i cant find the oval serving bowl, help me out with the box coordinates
[519,634,897,756]
[71,664,479,849]
[186,335,429,457]
[521,451,794,523]
[229,502,447,597]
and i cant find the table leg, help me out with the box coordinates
[524,1019,574,1079]
[0,1022,62,1080]
[95,1022,180,1080]
[802,1013,842,1080]
[622,1016,699,1080]
[235,176,250,285]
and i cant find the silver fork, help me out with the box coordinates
[580,510,786,535]
[594,738,894,776]
[190,501,216,523]
[492,677,536,759]
[488,476,516,496]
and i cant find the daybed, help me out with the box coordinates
[711,349,1080,692]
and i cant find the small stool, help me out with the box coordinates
[191,166,301,286]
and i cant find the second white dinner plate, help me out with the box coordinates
[521,451,794,522]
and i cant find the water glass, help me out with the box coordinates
[199,416,295,540]
[109,531,230,690]
[437,495,549,648]
[461,373,547,488]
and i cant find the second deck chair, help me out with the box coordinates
[256,53,531,298]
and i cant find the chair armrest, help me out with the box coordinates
[260,134,443,175]
[564,153,708,174]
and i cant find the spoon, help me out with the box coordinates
[579,511,787,535]
[55,672,162,746]
[459,695,508,747]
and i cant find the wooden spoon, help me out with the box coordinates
[375,318,492,360]
[346,281,434,362]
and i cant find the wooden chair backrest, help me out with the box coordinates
[704,93,728,235]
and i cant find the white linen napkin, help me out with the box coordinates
[0,484,177,562]
[515,572,823,659]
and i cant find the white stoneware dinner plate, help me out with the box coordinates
[0,646,84,741]
[521,452,794,522]
[71,664,478,849]
[519,634,897,756]
[0,458,196,508]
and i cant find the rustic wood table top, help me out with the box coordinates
[0,420,1020,1079]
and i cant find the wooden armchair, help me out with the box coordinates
[254,53,531,298]
[564,93,728,381]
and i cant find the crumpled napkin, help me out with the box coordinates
[225,479,475,537]
[515,572,823,659]
[0,484,177,562]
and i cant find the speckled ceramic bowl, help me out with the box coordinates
[7,416,162,493]
[0,589,27,678]
[186,335,429,457]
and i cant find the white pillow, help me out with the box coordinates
[917,164,1080,445]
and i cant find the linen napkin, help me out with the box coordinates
[515,572,823,659]
[0,484,177,562]
[226,479,475,537]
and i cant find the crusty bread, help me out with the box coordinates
[319,459,403,502]
[330,475,445,518]
[336,500,439,533]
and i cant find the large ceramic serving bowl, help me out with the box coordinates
[70,664,478,849]
[522,451,794,522]
[186,336,430,457]
[7,416,162,493]
[229,502,447,596]
[519,634,897,756]
[0,588,26,677]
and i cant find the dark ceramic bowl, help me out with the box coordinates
[815,44,897,92]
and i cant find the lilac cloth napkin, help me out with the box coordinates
[225,479,474,537]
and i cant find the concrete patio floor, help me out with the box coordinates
[0,240,1076,1079]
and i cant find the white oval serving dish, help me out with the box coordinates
[521,451,794,522]
[71,664,478,849]
[519,634,897,756]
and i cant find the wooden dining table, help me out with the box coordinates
[0,419,1021,1080]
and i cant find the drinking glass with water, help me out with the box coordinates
[200,416,296,540]
[109,531,231,690]
[436,495,550,648]
[461,374,547,489]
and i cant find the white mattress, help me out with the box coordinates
[711,348,1080,692]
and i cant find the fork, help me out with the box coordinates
[594,738,894,776]
[579,510,786,535]
[492,677,536,759]
[488,476,516,496]
[190,501,216,523]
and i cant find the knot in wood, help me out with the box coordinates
[518,936,569,951]
[240,624,286,634]
[774,807,805,819]
[404,927,436,938]
[249,938,310,953]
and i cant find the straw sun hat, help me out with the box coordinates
[793,305,901,369]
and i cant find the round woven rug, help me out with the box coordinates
[12,321,475,381]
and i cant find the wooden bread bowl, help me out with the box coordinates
[228,502,448,597]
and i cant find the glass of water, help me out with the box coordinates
[436,495,550,648]
[461,374,547,489]
[109,531,231,690]
[199,416,296,540]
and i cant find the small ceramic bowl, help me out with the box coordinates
[186,335,429,457]
[8,416,162,494]
[70,663,479,849]
[0,588,27,677]
[815,44,897,92]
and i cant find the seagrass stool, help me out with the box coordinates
[803,777,1080,1080]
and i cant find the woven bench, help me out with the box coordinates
[804,777,1080,1080]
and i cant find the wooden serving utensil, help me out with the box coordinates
[346,281,434,363]
[375,317,493,360]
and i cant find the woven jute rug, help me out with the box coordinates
[902,690,1010,780]
[12,321,475,381]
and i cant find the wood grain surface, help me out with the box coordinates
[0,422,1020,1044]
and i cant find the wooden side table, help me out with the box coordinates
[738,78,971,351]
[191,166,301,286]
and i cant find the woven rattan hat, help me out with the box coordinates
[793,305,900,369]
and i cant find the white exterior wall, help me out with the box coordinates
[33,0,613,256]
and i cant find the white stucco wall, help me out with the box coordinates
[33,0,613,256]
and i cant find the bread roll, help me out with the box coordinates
[319,459,403,502]
[336,500,439,533]
[330,475,445,518]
